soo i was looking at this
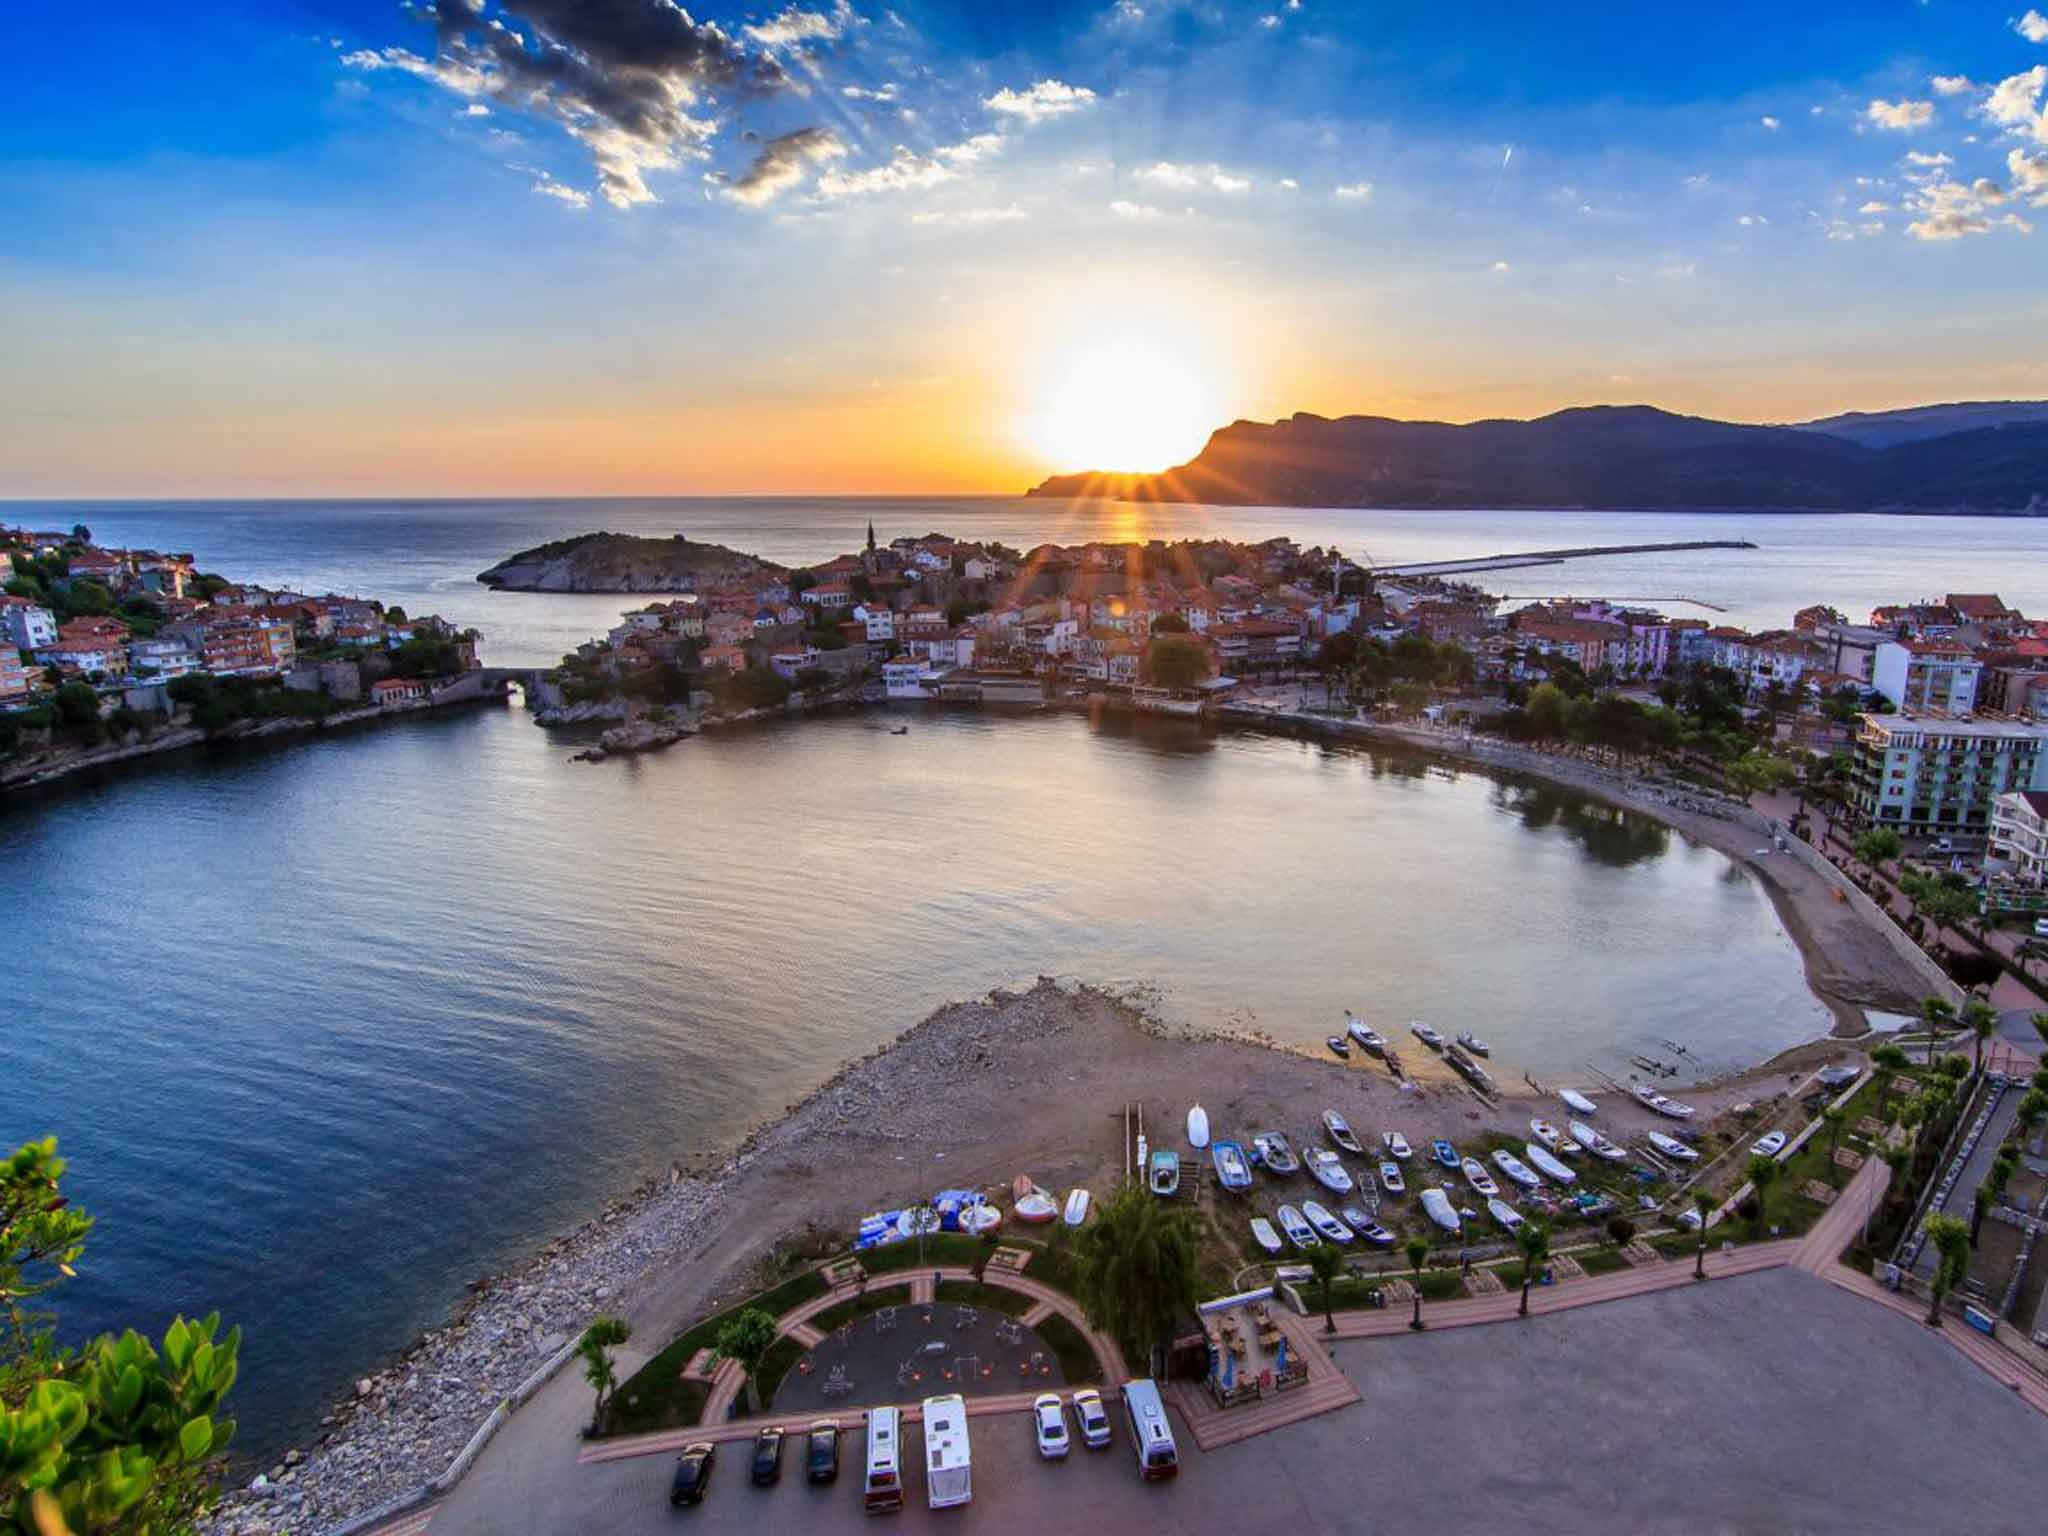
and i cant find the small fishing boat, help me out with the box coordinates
[1530,1118,1563,1150]
[889,725,908,735]
[1276,1204,1319,1249]
[961,1203,1002,1235]
[1560,1089,1598,1117]
[1420,1187,1462,1233]
[1322,1111,1364,1155]
[1306,1148,1355,1195]
[1455,1032,1492,1057]
[1568,1120,1626,1162]
[1352,1218,1398,1247]
[1212,1140,1254,1192]
[1523,1143,1579,1185]
[1187,1104,1210,1149]
[1431,1139,1460,1169]
[1251,1131,1300,1176]
[1249,1216,1284,1254]
[1302,1201,1354,1243]
[1445,1047,1497,1094]
[1382,1131,1413,1161]
[1460,1157,1500,1197]
[1486,1197,1524,1232]
[1378,1160,1406,1195]
[1346,1014,1387,1055]
[1063,1189,1091,1227]
[1491,1149,1542,1189]
[1410,1021,1447,1051]
[1326,1035,1352,1058]
[1633,1084,1697,1120]
[1147,1149,1181,1197]
[1014,1185,1058,1224]
[1645,1131,1699,1163]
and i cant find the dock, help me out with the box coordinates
[1370,538,1756,579]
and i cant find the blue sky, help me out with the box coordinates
[4,0,2046,494]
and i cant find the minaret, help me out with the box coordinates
[865,520,878,574]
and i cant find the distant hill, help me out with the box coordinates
[1026,403,2048,513]
[1794,400,2048,450]
[476,532,789,592]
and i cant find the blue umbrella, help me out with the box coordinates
[1220,1347,1234,1391]
[1274,1336,1287,1374]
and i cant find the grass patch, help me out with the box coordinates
[1416,1270,1466,1301]
[1575,1247,1631,1276]
[1033,1312,1103,1385]
[605,1265,829,1436]
[858,1233,991,1275]
[934,1280,1036,1317]
[756,1335,808,1411]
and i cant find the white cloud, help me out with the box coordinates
[1136,161,1198,189]
[1737,213,1767,226]
[1985,65,2046,134]
[1332,180,1372,200]
[1137,161,1251,192]
[814,134,1002,199]
[1761,115,1780,130]
[1859,199,1891,213]
[1682,172,1710,188]
[745,3,855,49]
[723,126,847,206]
[1277,177,1299,190]
[2018,8,2048,43]
[1109,199,1164,219]
[1258,12,1281,26]
[842,83,899,101]
[1931,75,1977,97]
[1903,168,2033,239]
[984,79,1097,124]
[533,179,591,210]
[911,205,1028,225]
[2010,147,2048,203]
[1866,98,1935,131]
[1903,149,1954,171]
[1490,259,1511,272]
[462,103,490,118]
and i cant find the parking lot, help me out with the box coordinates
[433,1268,2047,1535]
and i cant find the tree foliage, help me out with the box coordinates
[1071,1186,1198,1368]
[1142,634,1210,691]
[711,1308,778,1415]
[577,1316,631,1433]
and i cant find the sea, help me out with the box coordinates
[2,496,2033,1459]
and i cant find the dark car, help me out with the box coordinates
[750,1426,785,1486]
[806,1418,840,1484]
[670,1442,715,1507]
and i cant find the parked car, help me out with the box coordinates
[2034,916,2048,938]
[1032,1393,1070,1459]
[1752,1130,1788,1158]
[1071,1388,1112,1450]
[806,1419,840,1484]
[750,1426,785,1486]
[1931,837,1954,854]
[671,1442,716,1507]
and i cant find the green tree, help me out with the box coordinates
[1515,1221,1551,1318]
[1071,1187,1199,1372]
[1853,827,1902,865]
[1149,613,1189,635]
[2031,1013,2048,1050]
[1918,996,1956,1067]
[1745,1154,1781,1233]
[711,1308,779,1415]
[1871,1044,1909,1113]
[1304,1243,1342,1335]
[1962,997,1998,1079]
[1923,1213,1971,1327]
[1143,634,1210,691]
[1403,1238,1430,1331]
[576,1316,631,1434]
[1525,681,1567,738]
[1822,1106,1848,1181]
[1692,1190,1717,1280]
[0,1138,240,1536]
[52,683,100,731]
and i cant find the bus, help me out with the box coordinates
[920,1394,972,1509]
[863,1406,903,1515]
[1120,1379,1178,1480]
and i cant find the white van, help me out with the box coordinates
[921,1394,972,1509]
[1120,1379,1178,1480]
[863,1406,903,1515]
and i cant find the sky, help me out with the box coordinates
[3,0,2048,496]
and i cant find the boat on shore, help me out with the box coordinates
[961,1203,1002,1235]
[1568,1121,1626,1162]
[1014,1182,1059,1224]
[1379,1160,1406,1195]
[1410,1021,1446,1052]
[1322,1110,1364,1154]
[1486,1197,1524,1232]
[1147,1149,1181,1196]
[1276,1204,1318,1249]
[1249,1216,1283,1254]
[1460,1157,1500,1197]
[1213,1139,1254,1193]
[1326,1035,1352,1058]
[1633,1084,1697,1119]
[1346,1014,1387,1055]
[1188,1104,1210,1148]
[1560,1089,1598,1117]
[1444,1046,1496,1095]
[1063,1188,1091,1226]
[1645,1130,1699,1163]
[1530,1118,1563,1150]
[1251,1131,1300,1176]
[1382,1131,1413,1161]
[1431,1139,1459,1169]
[1302,1201,1354,1243]
[1307,1147,1355,1195]
[1420,1187,1461,1233]
[1523,1143,1578,1184]
[1491,1149,1542,1189]
[1455,1032,1491,1057]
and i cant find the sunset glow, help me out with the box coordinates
[1026,338,1223,475]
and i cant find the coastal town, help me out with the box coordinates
[0,523,486,785]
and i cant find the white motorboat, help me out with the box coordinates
[1276,1204,1319,1249]
[1352,1219,1398,1246]
[1491,1149,1542,1189]
[1322,1110,1364,1154]
[1346,1014,1387,1055]
[961,1204,1003,1235]
[1014,1187,1058,1224]
[1455,1032,1492,1057]
[1410,1021,1447,1051]
[1560,1089,1598,1117]
[1486,1197,1524,1232]
[1251,1131,1300,1176]
[1530,1118,1563,1150]
[1382,1131,1413,1161]
[1213,1141,1254,1192]
[1307,1148,1355,1195]
[1249,1216,1284,1254]
[1568,1120,1626,1162]
[1459,1157,1500,1197]
[1302,1201,1355,1243]
[1187,1104,1210,1148]
[1378,1160,1406,1195]
[1420,1186,1462,1233]
[1523,1143,1578,1185]
[1148,1149,1181,1196]
[1633,1084,1697,1120]
[1063,1188,1091,1227]
[1646,1131,1699,1163]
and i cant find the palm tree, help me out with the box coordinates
[1745,1154,1781,1233]
[1515,1222,1551,1317]
[1692,1191,1717,1280]
[1919,996,1956,1067]
[1072,1185,1199,1374]
[712,1306,778,1414]
[1962,997,1999,1079]
[1922,1213,1971,1327]
[1821,1106,1848,1185]
[1305,1241,1342,1334]
[1404,1237,1430,1331]
[1871,1044,1909,1114]
[578,1315,632,1433]
[1971,1184,1992,1246]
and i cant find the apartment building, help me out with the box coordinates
[1989,790,2048,888]
[1849,711,2048,837]
[1871,639,1981,714]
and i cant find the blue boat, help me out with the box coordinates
[1212,1139,1254,1193]
[1431,1139,1459,1169]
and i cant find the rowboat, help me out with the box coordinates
[1379,1160,1406,1195]
[1147,1149,1181,1196]
[1251,1131,1300,1176]
[1187,1104,1210,1148]
[1326,1035,1352,1058]
[1014,1187,1058,1224]
[1063,1189,1091,1227]
[1431,1139,1459,1169]
[1351,1217,1398,1246]
[1382,1132,1413,1161]
[1410,1021,1446,1051]
[1568,1120,1626,1162]
[1491,1149,1542,1189]
[1645,1130,1699,1163]
[1486,1197,1524,1232]
[1346,1014,1387,1055]
[1455,1032,1492,1057]
[1420,1187,1461,1233]
[1276,1204,1319,1249]
[1633,1084,1697,1119]
[1523,1143,1578,1185]
[1529,1118,1563,1150]
[1322,1111,1364,1154]
[1302,1201,1355,1243]
[1560,1089,1598,1117]
[1212,1140,1253,1192]
[1249,1216,1283,1254]
[961,1203,1002,1235]
[1306,1148,1355,1195]
[1460,1157,1500,1197]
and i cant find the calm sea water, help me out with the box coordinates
[1,494,1997,1460]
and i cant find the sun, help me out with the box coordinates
[1027,336,1220,474]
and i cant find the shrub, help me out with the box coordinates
[1605,1216,1636,1248]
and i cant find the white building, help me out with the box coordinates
[127,636,200,680]
[1872,640,1982,715]
[855,603,895,643]
[882,657,930,698]
[1989,790,2048,887]
[0,597,57,653]
[1851,711,2048,838]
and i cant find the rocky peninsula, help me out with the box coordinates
[475,532,788,593]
